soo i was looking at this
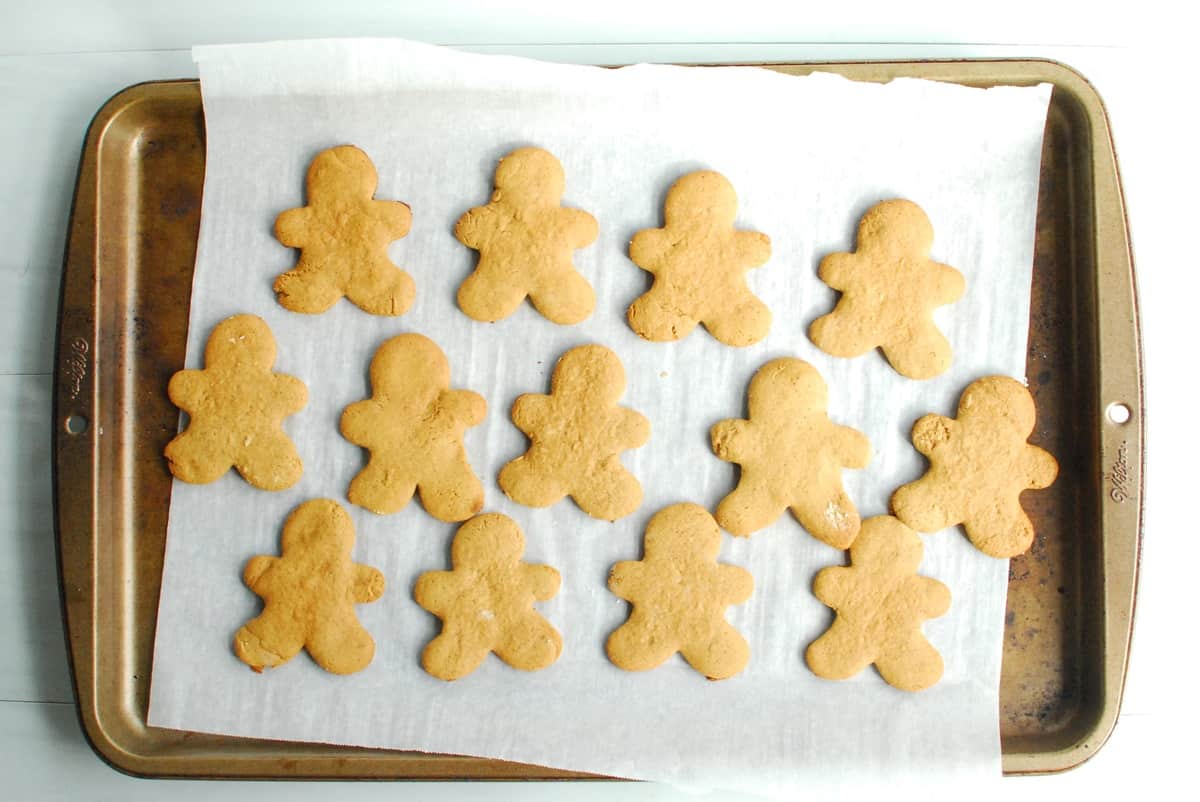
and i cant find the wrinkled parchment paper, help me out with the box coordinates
[148,39,1051,797]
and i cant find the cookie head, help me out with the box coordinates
[859,199,934,257]
[748,357,828,418]
[280,498,355,557]
[959,375,1037,436]
[664,170,738,228]
[553,344,626,403]
[494,147,565,206]
[644,503,722,562]
[370,333,450,398]
[308,144,379,199]
[851,515,923,574]
[452,513,525,568]
[205,314,277,371]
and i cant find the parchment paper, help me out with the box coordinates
[148,39,1051,797]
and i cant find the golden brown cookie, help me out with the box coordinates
[234,499,385,675]
[806,515,951,692]
[499,344,650,521]
[455,147,599,324]
[607,503,754,680]
[627,170,772,347]
[711,358,870,547]
[165,314,307,491]
[890,375,1058,558]
[414,513,562,680]
[274,145,414,316]
[809,199,965,379]
[341,333,486,522]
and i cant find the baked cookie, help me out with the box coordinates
[711,358,870,548]
[234,499,385,675]
[414,513,562,680]
[499,344,650,521]
[809,199,965,379]
[274,144,414,316]
[806,515,951,692]
[607,504,753,680]
[165,314,307,491]
[890,375,1058,558]
[627,170,771,346]
[455,147,599,324]
[341,333,486,521]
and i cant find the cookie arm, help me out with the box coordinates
[714,564,754,605]
[166,369,210,411]
[1022,444,1059,489]
[614,407,651,450]
[812,565,855,608]
[565,208,600,248]
[816,252,857,291]
[272,374,309,415]
[353,564,386,603]
[274,207,313,248]
[931,260,967,305]
[628,228,671,274]
[912,576,952,618]
[710,419,755,464]
[833,424,872,469]
[243,555,279,592]
[522,564,561,602]
[453,205,498,250]
[413,571,459,616]
[441,389,488,429]
[607,560,648,602]
[736,230,772,268]
[375,200,413,239]
[511,394,553,436]
[911,414,955,456]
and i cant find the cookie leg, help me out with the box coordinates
[627,290,698,342]
[421,625,490,681]
[875,633,944,692]
[714,477,783,537]
[494,613,562,672]
[235,431,303,491]
[571,462,642,521]
[344,260,416,317]
[307,614,377,675]
[457,264,527,322]
[164,429,233,484]
[498,455,567,509]
[962,502,1036,559]
[679,622,750,680]
[789,488,861,550]
[881,324,953,380]
[416,458,484,522]
[273,265,344,314]
[234,609,305,671]
[605,614,677,672]
[805,618,871,681]
[528,267,595,325]
[890,477,956,534]
[348,460,417,516]
[808,306,878,358]
[703,293,771,347]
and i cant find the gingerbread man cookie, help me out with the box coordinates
[607,504,754,680]
[414,513,562,680]
[455,147,599,324]
[165,314,307,491]
[499,345,650,521]
[890,375,1058,558]
[234,499,385,675]
[806,515,951,692]
[627,170,772,347]
[341,333,486,521]
[809,199,965,379]
[711,358,870,548]
[274,145,415,316]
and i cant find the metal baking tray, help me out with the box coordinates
[53,59,1142,779]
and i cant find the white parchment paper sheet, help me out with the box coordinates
[148,39,1051,797]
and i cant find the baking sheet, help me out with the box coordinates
[147,39,1051,796]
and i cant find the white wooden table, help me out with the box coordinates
[1,3,1190,799]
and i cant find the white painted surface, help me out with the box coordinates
[0,4,1191,798]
